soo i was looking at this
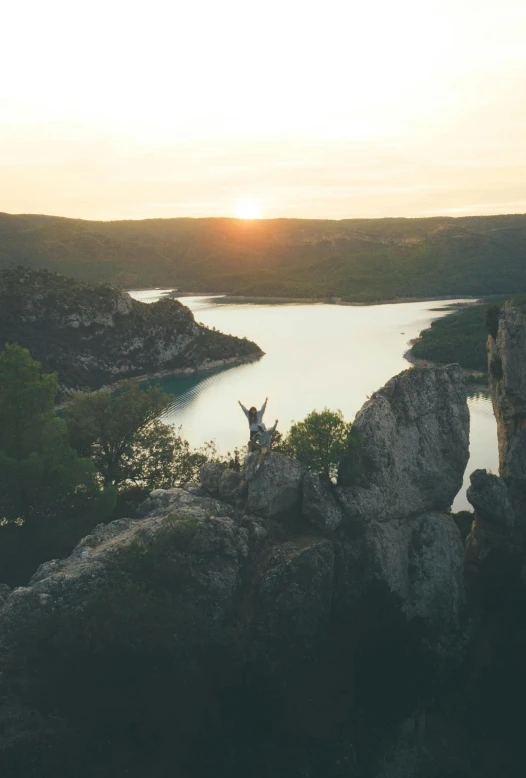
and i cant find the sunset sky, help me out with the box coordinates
[2,0,525,220]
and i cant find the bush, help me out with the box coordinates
[283,408,352,479]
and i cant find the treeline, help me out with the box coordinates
[411,296,526,372]
[2,212,526,301]
[0,345,359,587]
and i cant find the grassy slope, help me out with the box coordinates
[411,295,526,372]
[1,212,526,301]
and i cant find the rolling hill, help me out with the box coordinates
[1,212,525,302]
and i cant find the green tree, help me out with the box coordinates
[284,408,352,478]
[0,344,114,584]
[65,384,214,508]
[65,383,172,488]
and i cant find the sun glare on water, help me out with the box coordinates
[235,202,262,220]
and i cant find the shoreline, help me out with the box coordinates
[57,351,263,405]
[187,293,482,307]
[128,288,484,308]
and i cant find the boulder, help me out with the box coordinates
[199,462,228,494]
[246,452,306,518]
[182,482,206,497]
[465,470,520,580]
[466,469,515,531]
[218,467,244,499]
[302,471,344,531]
[336,365,469,523]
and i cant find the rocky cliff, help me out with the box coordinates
[0,268,263,389]
[0,364,471,777]
[466,303,526,585]
[486,303,526,518]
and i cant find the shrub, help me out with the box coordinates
[283,408,352,479]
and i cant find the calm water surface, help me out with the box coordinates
[129,292,498,511]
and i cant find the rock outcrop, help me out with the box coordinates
[336,364,469,524]
[302,470,344,531]
[487,303,526,520]
[0,364,472,777]
[465,305,526,588]
[0,268,263,389]
[246,453,306,518]
[200,366,469,633]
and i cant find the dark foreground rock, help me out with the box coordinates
[0,268,263,389]
[0,364,474,778]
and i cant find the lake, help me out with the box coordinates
[129,290,498,511]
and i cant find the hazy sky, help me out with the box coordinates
[2,0,525,220]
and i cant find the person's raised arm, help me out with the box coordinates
[271,418,278,433]
[258,397,268,422]
[238,400,249,419]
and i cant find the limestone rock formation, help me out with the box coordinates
[336,364,469,523]
[200,367,469,632]
[0,268,263,389]
[488,303,526,519]
[364,513,464,632]
[200,462,228,494]
[302,470,344,531]
[246,452,306,518]
[464,304,526,588]
[467,469,515,531]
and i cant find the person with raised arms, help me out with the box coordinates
[238,397,268,446]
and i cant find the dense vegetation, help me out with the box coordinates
[0,347,221,585]
[0,345,115,583]
[1,212,526,302]
[411,295,526,372]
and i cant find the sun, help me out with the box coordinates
[235,202,262,220]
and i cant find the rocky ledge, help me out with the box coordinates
[0,363,472,777]
[0,268,263,389]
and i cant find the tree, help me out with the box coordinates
[284,408,352,479]
[65,383,214,507]
[66,382,172,488]
[0,344,114,584]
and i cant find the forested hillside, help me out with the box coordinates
[0,268,262,389]
[410,295,526,371]
[1,212,525,301]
